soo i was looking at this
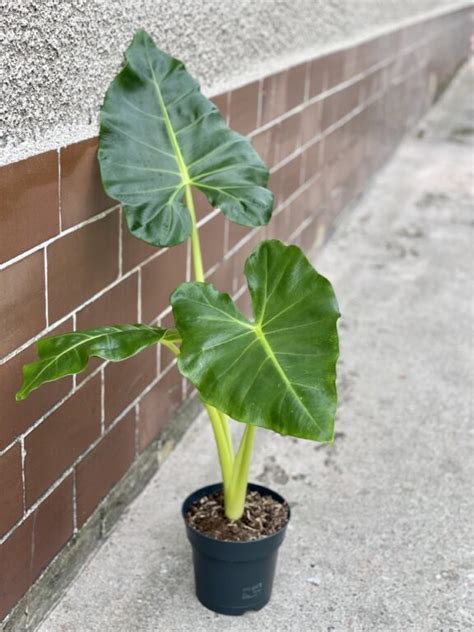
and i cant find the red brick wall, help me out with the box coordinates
[0,7,470,622]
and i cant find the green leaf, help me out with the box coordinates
[171,240,340,442]
[16,324,178,401]
[99,29,273,247]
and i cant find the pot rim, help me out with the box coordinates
[182,481,291,545]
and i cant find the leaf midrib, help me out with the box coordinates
[19,327,163,399]
[144,40,190,187]
[253,324,323,432]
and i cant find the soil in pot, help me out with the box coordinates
[185,489,289,541]
[183,483,291,615]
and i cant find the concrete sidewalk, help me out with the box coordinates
[39,65,473,632]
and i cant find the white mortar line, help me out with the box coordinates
[0,358,180,546]
[0,238,169,366]
[100,367,105,433]
[233,283,248,302]
[118,207,123,278]
[0,71,386,370]
[43,247,49,328]
[196,207,220,228]
[72,470,78,533]
[0,204,121,272]
[0,6,463,168]
[0,25,447,453]
[185,228,191,283]
[223,217,229,255]
[134,403,140,456]
[57,149,62,233]
[256,77,264,129]
[20,437,27,514]
[248,32,427,145]
[206,2,466,99]
[303,60,310,104]
[137,267,142,322]
[0,28,431,281]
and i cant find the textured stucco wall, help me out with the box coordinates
[0,0,468,164]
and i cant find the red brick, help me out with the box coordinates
[308,57,327,98]
[232,231,262,291]
[75,274,138,328]
[299,215,323,254]
[31,475,73,579]
[353,37,386,75]
[60,138,114,229]
[0,319,73,450]
[0,151,59,264]
[207,255,235,294]
[286,63,307,110]
[199,213,226,273]
[251,124,279,168]
[121,213,162,273]
[303,142,323,182]
[268,165,284,209]
[227,221,255,251]
[138,366,183,451]
[261,65,306,126]
[288,197,310,233]
[280,153,303,201]
[75,274,139,384]
[141,242,187,323]
[235,289,252,320]
[324,50,347,90]
[192,187,215,223]
[300,100,323,145]
[265,207,288,242]
[25,375,101,506]
[229,82,259,135]
[287,186,311,234]
[359,67,387,103]
[103,345,156,426]
[275,112,302,164]
[76,411,135,527]
[324,123,348,165]
[321,82,361,132]
[211,92,229,122]
[0,250,46,358]
[0,518,32,620]
[47,211,119,322]
[159,310,177,374]
[0,443,23,536]
[261,70,288,125]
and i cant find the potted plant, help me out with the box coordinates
[16,30,340,616]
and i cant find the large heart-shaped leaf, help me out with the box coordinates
[171,240,340,442]
[99,29,273,247]
[16,324,178,400]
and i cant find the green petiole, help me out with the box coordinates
[185,185,255,520]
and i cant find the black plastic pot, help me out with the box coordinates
[182,482,290,616]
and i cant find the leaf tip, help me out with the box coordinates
[15,389,27,402]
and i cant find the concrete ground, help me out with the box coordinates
[38,65,473,631]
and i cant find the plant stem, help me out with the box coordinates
[206,405,234,493]
[185,185,204,283]
[184,184,234,490]
[162,340,180,356]
[217,409,233,453]
[225,424,256,520]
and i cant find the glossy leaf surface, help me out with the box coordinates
[171,240,340,441]
[99,29,273,247]
[16,324,177,400]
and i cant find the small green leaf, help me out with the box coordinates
[99,29,273,247]
[171,240,340,442]
[16,324,178,401]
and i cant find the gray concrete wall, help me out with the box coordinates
[0,0,468,165]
